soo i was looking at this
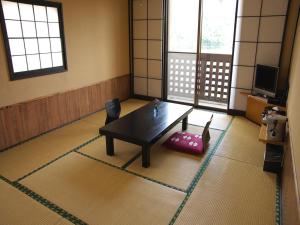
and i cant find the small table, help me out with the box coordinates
[258,124,284,145]
[99,101,193,168]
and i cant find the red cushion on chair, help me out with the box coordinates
[163,131,204,154]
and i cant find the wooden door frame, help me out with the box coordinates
[162,0,239,114]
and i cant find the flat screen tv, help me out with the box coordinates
[254,64,279,98]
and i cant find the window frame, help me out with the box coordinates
[0,0,68,80]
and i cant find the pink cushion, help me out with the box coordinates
[163,131,204,154]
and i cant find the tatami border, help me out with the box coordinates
[15,135,102,183]
[0,175,88,225]
[276,174,282,225]
[0,116,233,225]
[168,117,234,225]
[0,112,283,225]
[76,151,186,193]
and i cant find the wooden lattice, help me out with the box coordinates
[168,53,197,100]
[197,53,232,103]
[168,53,232,104]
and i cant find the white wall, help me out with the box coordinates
[287,11,300,213]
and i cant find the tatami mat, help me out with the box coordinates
[0,99,279,225]
[78,137,140,167]
[55,219,74,225]
[215,117,265,167]
[82,98,149,126]
[175,156,276,225]
[0,180,63,225]
[21,153,185,225]
[188,109,232,130]
[0,120,99,181]
[127,124,223,190]
[120,99,149,116]
[0,99,147,181]
[175,187,275,225]
[196,155,276,206]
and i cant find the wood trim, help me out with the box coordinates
[0,75,130,151]
[282,134,300,225]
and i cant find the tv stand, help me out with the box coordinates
[243,94,286,124]
[246,95,268,124]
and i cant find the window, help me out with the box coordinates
[0,0,67,80]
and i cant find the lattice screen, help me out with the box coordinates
[197,54,232,103]
[168,53,232,104]
[167,53,197,101]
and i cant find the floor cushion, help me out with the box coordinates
[163,131,204,154]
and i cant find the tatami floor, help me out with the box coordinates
[0,99,279,225]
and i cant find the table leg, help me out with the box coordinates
[182,116,188,131]
[142,145,150,168]
[106,136,114,156]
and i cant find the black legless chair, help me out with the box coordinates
[99,98,121,135]
[105,98,121,125]
[202,114,213,151]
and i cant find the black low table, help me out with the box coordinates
[99,101,193,168]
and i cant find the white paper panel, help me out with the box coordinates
[27,54,40,70]
[133,0,147,19]
[5,20,22,38]
[19,3,34,21]
[48,23,60,37]
[229,88,250,111]
[133,40,147,58]
[255,43,281,66]
[261,0,288,16]
[9,39,25,55]
[148,60,162,79]
[148,0,163,19]
[148,41,162,59]
[38,38,51,53]
[40,53,52,68]
[134,59,147,77]
[258,16,285,42]
[235,17,259,42]
[47,7,59,22]
[52,52,63,67]
[231,66,254,89]
[148,20,162,40]
[133,20,147,39]
[36,22,49,37]
[148,79,162,98]
[12,55,27,72]
[2,0,20,20]
[34,5,47,21]
[134,77,147,95]
[24,38,39,54]
[50,38,62,52]
[233,42,256,66]
[237,0,262,17]
[22,21,36,37]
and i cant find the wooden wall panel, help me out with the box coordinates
[0,75,130,151]
[0,105,26,148]
[46,94,64,130]
[282,136,300,225]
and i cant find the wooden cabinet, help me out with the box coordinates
[246,95,268,124]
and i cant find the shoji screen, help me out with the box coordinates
[230,0,288,111]
[132,0,163,98]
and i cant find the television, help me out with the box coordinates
[254,64,279,98]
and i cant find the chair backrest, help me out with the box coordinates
[202,114,213,151]
[105,98,121,125]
